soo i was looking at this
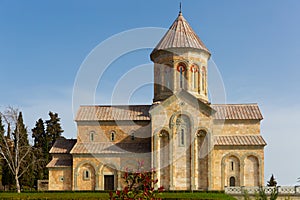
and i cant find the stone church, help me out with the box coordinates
[47,11,266,191]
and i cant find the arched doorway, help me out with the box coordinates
[229,176,236,186]
[102,165,116,190]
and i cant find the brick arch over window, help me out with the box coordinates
[221,153,242,188]
[175,62,188,90]
[74,161,97,190]
[190,63,199,92]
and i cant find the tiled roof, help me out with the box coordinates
[70,142,151,154]
[214,135,267,146]
[49,138,77,154]
[75,105,151,121]
[151,12,210,56]
[211,104,263,120]
[75,104,262,121]
[46,158,72,168]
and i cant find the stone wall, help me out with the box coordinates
[72,155,151,190]
[211,147,264,190]
[48,167,72,190]
[76,121,151,143]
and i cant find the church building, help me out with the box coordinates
[47,11,267,191]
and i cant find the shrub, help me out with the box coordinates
[109,161,164,200]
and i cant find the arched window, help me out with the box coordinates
[201,66,206,94]
[131,132,135,140]
[111,131,115,141]
[191,64,198,90]
[176,115,189,147]
[230,176,236,186]
[90,131,95,142]
[177,63,186,89]
[180,128,185,146]
[164,65,172,90]
[83,170,90,180]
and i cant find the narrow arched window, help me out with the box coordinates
[83,170,90,180]
[111,131,115,141]
[180,128,185,146]
[131,132,135,140]
[177,63,186,89]
[90,131,95,142]
[164,66,171,90]
[231,161,234,171]
[201,66,206,94]
[191,64,198,90]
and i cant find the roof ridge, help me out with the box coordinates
[79,104,151,107]
[211,103,258,106]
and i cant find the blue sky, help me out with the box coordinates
[1,0,300,185]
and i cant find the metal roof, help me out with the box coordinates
[151,12,210,55]
[214,135,267,146]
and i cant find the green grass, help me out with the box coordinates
[160,191,236,200]
[0,192,109,200]
[0,191,236,200]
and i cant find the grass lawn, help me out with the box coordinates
[0,191,236,200]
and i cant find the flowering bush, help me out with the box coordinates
[109,161,164,200]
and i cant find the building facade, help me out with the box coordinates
[47,11,266,191]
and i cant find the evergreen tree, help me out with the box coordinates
[32,118,48,180]
[0,114,14,189]
[45,112,63,147]
[267,174,277,187]
[0,115,4,187]
[44,112,63,178]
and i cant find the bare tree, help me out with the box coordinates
[0,107,34,193]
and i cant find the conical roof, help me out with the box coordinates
[151,12,210,55]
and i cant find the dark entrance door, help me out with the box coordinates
[104,175,114,190]
[229,176,236,186]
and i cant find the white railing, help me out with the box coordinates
[225,186,300,195]
[225,187,242,194]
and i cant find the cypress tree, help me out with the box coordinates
[44,112,63,179]
[32,118,48,180]
[0,117,14,189]
[267,174,277,187]
[45,112,63,147]
[0,116,4,188]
